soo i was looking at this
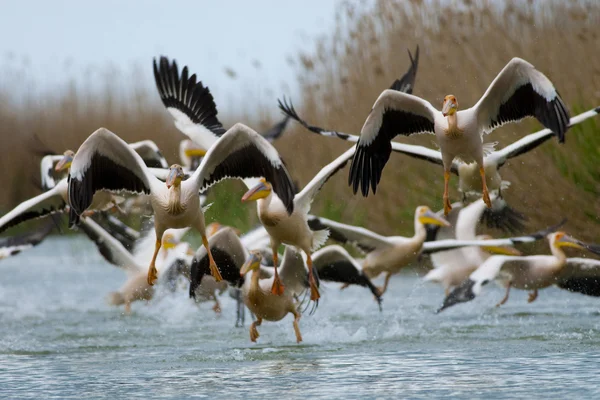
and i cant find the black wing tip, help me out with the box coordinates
[594,106,600,114]
[436,279,476,313]
[481,201,528,234]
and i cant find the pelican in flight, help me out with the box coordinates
[189,227,311,343]
[438,232,600,312]
[307,208,563,295]
[282,99,598,204]
[67,123,296,287]
[307,207,450,295]
[240,145,357,302]
[79,216,194,314]
[285,58,571,215]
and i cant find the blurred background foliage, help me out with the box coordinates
[1,0,599,243]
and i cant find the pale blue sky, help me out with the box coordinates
[0,0,344,110]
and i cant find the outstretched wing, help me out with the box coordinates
[307,215,392,253]
[488,106,600,168]
[193,123,296,214]
[294,146,355,215]
[153,56,227,149]
[473,57,569,141]
[68,128,157,219]
[0,180,68,234]
[349,90,438,196]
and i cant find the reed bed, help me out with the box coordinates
[1,0,599,245]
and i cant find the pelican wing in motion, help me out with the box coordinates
[192,123,296,213]
[487,106,600,168]
[474,58,569,141]
[312,245,382,308]
[349,90,437,195]
[0,220,55,259]
[307,215,392,253]
[294,146,355,215]
[68,128,157,219]
[0,179,68,234]
[154,56,226,149]
[388,45,419,93]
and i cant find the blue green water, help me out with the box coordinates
[1,237,599,399]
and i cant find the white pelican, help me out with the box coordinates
[307,207,449,295]
[281,102,598,204]
[284,58,571,215]
[438,232,600,312]
[350,58,570,215]
[424,197,525,295]
[79,216,194,314]
[0,219,55,260]
[67,125,296,287]
[240,145,358,302]
[188,227,309,342]
[306,209,561,295]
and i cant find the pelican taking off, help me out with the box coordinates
[67,124,296,287]
[438,232,600,312]
[346,57,569,215]
[240,145,357,302]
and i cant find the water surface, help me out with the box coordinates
[1,237,599,399]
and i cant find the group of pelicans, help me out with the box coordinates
[2,46,600,343]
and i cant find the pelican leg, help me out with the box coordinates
[496,283,511,307]
[377,273,392,296]
[124,302,131,315]
[292,309,303,343]
[234,289,244,327]
[212,297,222,314]
[527,289,538,303]
[202,234,223,282]
[443,170,452,216]
[147,239,161,286]
[306,254,321,301]
[270,246,285,296]
[480,166,492,208]
[250,317,263,342]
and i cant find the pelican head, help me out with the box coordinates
[442,95,458,116]
[417,206,450,227]
[166,164,185,188]
[55,150,75,171]
[551,231,585,250]
[241,178,272,202]
[240,250,263,276]
[477,234,522,256]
